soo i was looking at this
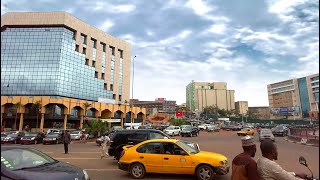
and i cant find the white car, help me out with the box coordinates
[259,129,275,142]
[164,126,181,136]
[198,124,211,131]
[70,131,89,140]
[206,125,220,132]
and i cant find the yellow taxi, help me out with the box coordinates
[118,139,229,180]
[237,128,255,136]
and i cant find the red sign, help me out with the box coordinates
[176,112,183,117]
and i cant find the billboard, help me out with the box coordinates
[176,111,183,117]
[270,106,299,115]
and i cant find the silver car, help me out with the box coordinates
[259,129,275,142]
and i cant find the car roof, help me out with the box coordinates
[1,146,34,151]
[142,139,178,143]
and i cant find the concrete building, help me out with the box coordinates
[1,12,146,131]
[248,106,270,119]
[267,73,319,119]
[186,81,235,112]
[130,98,176,116]
[235,101,248,115]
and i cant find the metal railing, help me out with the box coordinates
[289,127,319,140]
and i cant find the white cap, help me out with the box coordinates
[241,135,255,147]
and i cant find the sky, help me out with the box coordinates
[1,0,319,106]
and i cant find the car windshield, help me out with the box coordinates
[1,148,57,171]
[46,134,59,137]
[261,130,272,134]
[166,126,174,130]
[7,134,18,137]
[241,128,249,131]
[71,131,81,134]
[176,141,199,154]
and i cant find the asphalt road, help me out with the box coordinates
[8,130,319,180]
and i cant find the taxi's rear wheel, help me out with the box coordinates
[130,163,146,179]
[196,164,215,180]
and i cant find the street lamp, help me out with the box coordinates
[131,55,136,127]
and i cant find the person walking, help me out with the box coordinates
[62,130,71,154]
[81,131,86,144]
[231,135,259,180]
[101,134,110,159]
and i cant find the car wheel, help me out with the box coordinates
[237,133,240,136]
[130,163,146,179]
[182,134,184,137]
[196,164,214,180]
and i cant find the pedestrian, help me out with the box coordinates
[81,131,86,144]
[231,135,259,180]
[257,140,307,180]
[62,130,71,154]
[101,134,110,159]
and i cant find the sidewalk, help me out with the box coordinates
[285,135,319,147]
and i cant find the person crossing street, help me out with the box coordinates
[101,134,110,159]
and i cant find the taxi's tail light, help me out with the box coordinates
[120,150,125,159]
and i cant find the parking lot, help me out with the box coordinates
[4,130,319,180]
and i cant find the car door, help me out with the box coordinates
[162,142,193,174]
[136,142,163,173]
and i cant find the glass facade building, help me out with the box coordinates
[1,27,113,101]
[298,77,311,117]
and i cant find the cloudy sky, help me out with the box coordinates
[1,0,319,106]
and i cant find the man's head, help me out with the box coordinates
[241,135,256,157]
[260,140,278,160]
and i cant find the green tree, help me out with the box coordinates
[86,120,108,137]
[14,102,23,130]
[31,100,41,130]
[82,102,92,127]
[217,109,227,117]
[171,118,187,126]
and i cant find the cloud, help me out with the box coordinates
[99,20,114,32]
[185,0,213,16]
[207,24,226,34]
[93,2,136,13]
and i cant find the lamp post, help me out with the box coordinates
[131,56,136,127]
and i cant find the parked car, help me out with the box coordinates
[118,139,229,179]
[1,131,25,144]
[259,129,275,142]
[198,124,211,131]
[206,125,220,132]
[163,126,181,136]
[45,129,63,135]
[138,125,154,129]
[180,125,198,137]
[43,133,63,145]
[272,126,289,136]
[70,131,89,140]
[108,129,170,160]
[237,128,255,136]
[1,146,90,180]
[20,132,44,145]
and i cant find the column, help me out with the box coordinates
[80,115,84,129]
[1,112,2,127]
[63,114,68,130]
[108,122,111,130]
[40,113,44,132]
[19,113,24,131]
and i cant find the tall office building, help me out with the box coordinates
[1,12,145,131]
[267,73,319,119]
[186,81,235,112]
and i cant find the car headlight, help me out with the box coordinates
[83,170,89,180]
[52,138,56,140]
[31,137,35,140]
[219,160,228,166]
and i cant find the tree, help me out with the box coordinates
[86,120,108,137]
[14,102,23,130]
[82,102,92,128]
[171,118,188,126]
[31,100,41,130]
[217,109,227,117]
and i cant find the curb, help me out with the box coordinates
[284,138,319,147]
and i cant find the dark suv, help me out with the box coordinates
[108,129,170,160]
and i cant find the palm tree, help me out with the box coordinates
[14,102,23,130]
[32,100,41,130]
[82,102,92,128]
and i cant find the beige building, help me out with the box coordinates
[186,81,235,112]
[248,106,270,119]
[235,101,248,115]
